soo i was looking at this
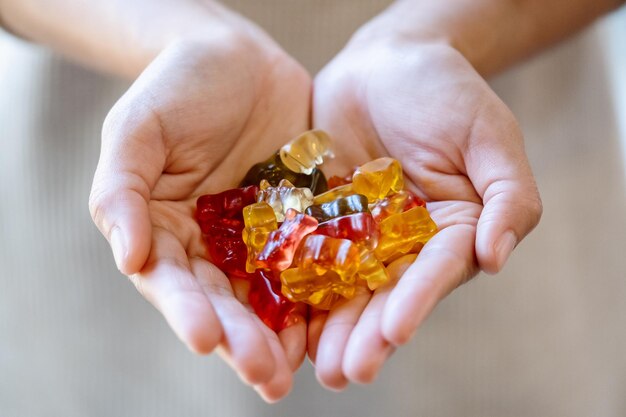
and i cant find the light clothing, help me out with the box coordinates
[1,2,625,416]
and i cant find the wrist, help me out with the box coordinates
[342,0,513,77]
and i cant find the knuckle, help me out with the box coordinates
[88,186,111,234]
[529,196,544,228]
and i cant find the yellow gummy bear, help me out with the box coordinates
[374,206,437,263]
[312,184,355,204]
[358,248,390,290]
[279,235,360,309]
[352,157,404,202]
[242,202,278,273]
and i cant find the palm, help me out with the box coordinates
[310,43,537,388]
[91,38,311,401]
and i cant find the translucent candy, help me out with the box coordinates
[256,209,318,271]
[305,194,369,223]
[257,179,314,222]
[242,202,278,273]
[240,152,328,195]
[327,173,352,189]
[280,235,361,309]
[313,184,355,204]
[374,206,437,263]
[279,130,334,175]
[248,269,296,332]
[370,189,426,223]
[358,249,389,290]
[196,185,259,278]
[314,212,379,251]
[352,157,404,201]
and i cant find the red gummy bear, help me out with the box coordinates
[327,173,353,189]
[248,269,296,332]
[256,209,318,272]
[196,185,259,278]
[314,212,380,250]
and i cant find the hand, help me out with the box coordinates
[310,39,542,389]
[89,30,311,402]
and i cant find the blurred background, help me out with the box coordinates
[1,2,625,416]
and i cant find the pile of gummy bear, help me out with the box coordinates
[196,131,437,332]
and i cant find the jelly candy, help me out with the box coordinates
[242,202,278,273]
[256,209,318,271]
[327,173,353,189]
[314,212,379,250]
[205,236,248,278]
[280,235,361,309]
[196,186,259,278]
[370,189,426,223]
[305,194,369,223]
[196,132,439,328]
[374,206,437,263]
[358,249,389,290]
[279,130,333,175]
[240,152,328,195]
[312,184,355,204]
[248,269,296,332]
[352,157,404,201]
[256,179,314,222]
[196,185,259,236]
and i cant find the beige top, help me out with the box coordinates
[1,2,625,416]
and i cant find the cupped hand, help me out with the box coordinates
[310,39,542,389]
[89,30,311,402]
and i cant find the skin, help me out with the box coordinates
[309,0,624,390]
[311,38,536,390]
[1,0,624,402]
[90,36,312,401]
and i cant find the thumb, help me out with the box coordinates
[89,101,164,275]
[466,109,543,274]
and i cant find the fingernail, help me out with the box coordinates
[495,230,517,270]
[110,227,127,270]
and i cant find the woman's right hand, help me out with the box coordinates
[89,26,311,402]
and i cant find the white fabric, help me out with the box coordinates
[1,3,625,416]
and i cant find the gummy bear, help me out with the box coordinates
[352,157,404,201]
[196,185,259,278]
[314,212,379,251]
[312,184,355,204]
[358,248,389,290]
[242,202,278,273]
[240,152,328,195]
[374,206,437,263]
[196,185,259,235]
[280,235,361,309]
[256,209,318,271]
[370,189,426,223]
[256,179,314,222]
[313,213,388,289]
[248,269,297,332]
[305,194,369,223]
[279,130,334,175]
[327,172,353,189]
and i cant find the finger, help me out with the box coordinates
[465,107,542,274]
[253,321,295,403]
[382,224,477,346]
[190,258,276,386]
[131,228,222,354]
[277,305,308,371]
[314,289,371,391]
[307,309,328,365]
[342,256,414,384]
[90,97,166,275]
